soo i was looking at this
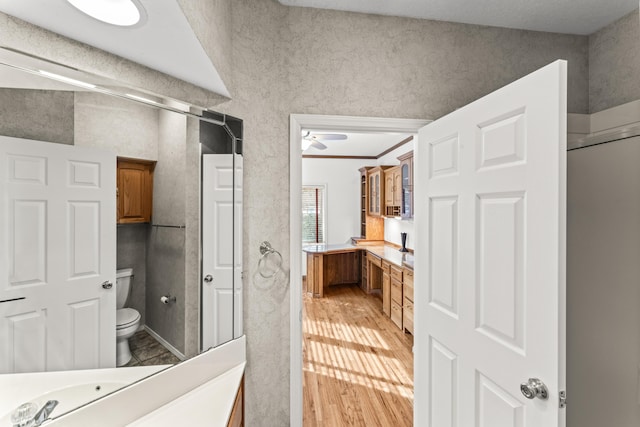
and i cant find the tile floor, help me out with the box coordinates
[123,329,181,367]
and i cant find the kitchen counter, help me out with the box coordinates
[304,243,413,298]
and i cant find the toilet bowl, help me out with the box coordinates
[115,268,141,367]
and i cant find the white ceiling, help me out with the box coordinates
[0,0,230,97]
[279,0,638,35]
[303,132,412,157]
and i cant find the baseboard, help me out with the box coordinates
[144,325,186,361]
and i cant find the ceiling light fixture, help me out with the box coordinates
[38,70,96,89]
[66,0,144,27]
[301,139,312,151]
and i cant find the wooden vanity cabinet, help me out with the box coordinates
[403,268,414,334]
[117,158,155,224]
[227,376,244,427]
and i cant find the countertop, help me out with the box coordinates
[303,243,414,269]
[127,363,245,426]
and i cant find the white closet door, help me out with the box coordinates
[202,154,234,350]
[414,61,567,426]
[0,136,116,373]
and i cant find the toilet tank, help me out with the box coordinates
[116,268,134,309]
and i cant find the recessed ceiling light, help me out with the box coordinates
[66,0,145,27]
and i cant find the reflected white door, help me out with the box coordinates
[414,61,567,426]
[202,154,234,350]
[234,154,243,338]
[0,136,116,373]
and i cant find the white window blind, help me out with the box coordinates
[302,185,325,244]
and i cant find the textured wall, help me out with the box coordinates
[74,92,159,160]
[178,0,233,96]
[0,89,73,144]
[145,108,188,354]
[212,2,591,424]
[116,224,148,325]
[589,9,640,113]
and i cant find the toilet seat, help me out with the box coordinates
[116,308,141,329]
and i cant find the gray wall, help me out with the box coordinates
[0,88,73,144]
[116,224,148,325]
[208,2,591,423]
[74,92,159,160]
[589,10,640,113]
[145,108,188,354]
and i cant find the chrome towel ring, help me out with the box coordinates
[258,241,283,278]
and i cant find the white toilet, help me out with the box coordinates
[116,268,141,367]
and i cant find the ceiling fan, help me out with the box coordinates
[301,131,347,150]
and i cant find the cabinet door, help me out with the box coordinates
[382,272,391,316]
[368,174,375,215]
[117,160,153,223]
[385,170,394,206]
[374,172,380,214]
[400,157,413,219]
[393,169,402,206]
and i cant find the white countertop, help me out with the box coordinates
[127,362,245,426]
[303,243,414,269]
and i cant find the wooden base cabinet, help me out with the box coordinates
[227,376,244,427]
[382,267,391,317]
[403,268,414,334]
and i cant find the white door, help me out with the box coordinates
[414,61,567,426]
[0,136,116,373]
[234,154,243,338]
[202,154,234,350]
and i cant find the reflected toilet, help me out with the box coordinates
[116,268,141,367]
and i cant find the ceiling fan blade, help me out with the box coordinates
[312,133,347,141]
[311,140,327,150]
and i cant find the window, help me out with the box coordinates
[302,185,326,244]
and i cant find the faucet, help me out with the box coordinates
[11,400,58,427]
[32,400,59,426]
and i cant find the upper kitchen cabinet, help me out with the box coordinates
[367,166,391,217]
[398,151,413,219]
[117,158,156,224]
[384,166,402,217]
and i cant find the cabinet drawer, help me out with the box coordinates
[391,278,403,304]
[369,254,382,268]
[403,298,414,334]
[403,268,413,286]
[390,265,403,282]
[404,282,414,302]
[391,301,402,329]
[381,259,391,273]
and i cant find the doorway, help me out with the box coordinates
[289,114,429,425]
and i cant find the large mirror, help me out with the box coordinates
[0,48,243,423]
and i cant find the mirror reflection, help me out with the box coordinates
[0,50,243,422]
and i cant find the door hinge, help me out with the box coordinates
[559,390,567,408]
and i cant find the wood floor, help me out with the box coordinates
[303,284,413,427]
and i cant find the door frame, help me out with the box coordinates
[289,114,430,426]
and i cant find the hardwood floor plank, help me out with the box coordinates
[303,284,413,426]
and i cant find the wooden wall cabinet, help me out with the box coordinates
[117,158,155,224]
[359,167,384,240]
[384,166,402,217]
[367,166,391,217]
[398,151,414,219]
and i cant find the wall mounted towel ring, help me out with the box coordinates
[258,241,283,278]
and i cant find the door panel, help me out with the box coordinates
[202,154,235,350]
[0,135,116,373]
[415,61,567,426]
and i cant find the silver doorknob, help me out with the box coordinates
[204,274,213,284]
[520,378,548,400]
[101,281,113,289]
